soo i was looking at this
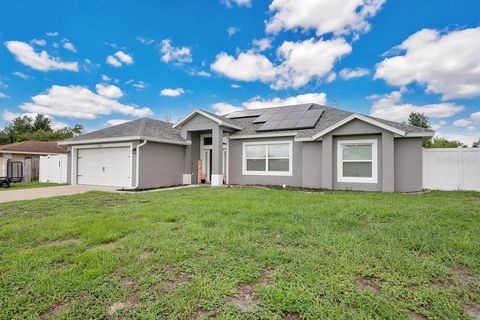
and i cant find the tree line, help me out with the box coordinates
[0,114,83,144]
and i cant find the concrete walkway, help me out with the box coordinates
[0,185,119,204]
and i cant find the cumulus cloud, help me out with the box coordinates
[160,88,185,97]
[0,92,8,98]
[30,39,46,46]
[19,85,152,119]
[95,84,123,99]
[222,0,252,8]
[12,71,32,79]
[106,55,121,67]
[2,109,67,130]
[252,38,272,52]
[4,41,79,71]
[46,32,58,37]
[453,119,473,128]
[62,40,76,52]
[435,132,479,146]
[211,38,351,89]
[160,39,192,64]
[211,51,276,82]
[106,119,129,126]
[272,38,352,89]
[266,0,385,37]
[369,88,464,123]
[375,27,480,100]
[106,51,133,67]
[227,27,240,38]
[195,70,211,77]
[339,67,369,80]
[212,92,327,114]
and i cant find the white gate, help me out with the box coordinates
[39,155,68,184]
[423,148,480,191]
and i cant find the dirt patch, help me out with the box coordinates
[406,311,427,320]
[260,268,275,287]
[107,302,126,316]
[50,237,80,246]
[467,303,480,319]
[157,264,193,293]
[189,308,211,319]
[432,279,454,289]
[356,276,382,293]
[282,312,301,319]
[226,283,257,313]
[96,238,122,250]
[451,266,475,286]
[39,300,69,319]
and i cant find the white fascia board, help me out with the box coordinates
[311,114,406,140]
[173,109,242,130]
[230,132,298,140]
[59,136,190,146]
[403,131,435,138]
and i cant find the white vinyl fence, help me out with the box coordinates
[423,148,480,191]
[39,155,68,184]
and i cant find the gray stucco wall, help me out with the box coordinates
[229,137,303,187]
[394,138,423,192]
[180,114,218,135]
[138,141,185,189]
[302,141,322,189]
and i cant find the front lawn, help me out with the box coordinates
[0,181,63,191]
[0,187,479,319]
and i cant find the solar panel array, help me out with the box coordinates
[226,104,324,131]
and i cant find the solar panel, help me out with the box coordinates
[257,120,282,131]
[276,119,300,130]
[270,112,290,121]
[294,117,318,129]
[227,109,263,119]
[253,113,273,123]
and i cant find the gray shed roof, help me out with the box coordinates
[64,118,186,143]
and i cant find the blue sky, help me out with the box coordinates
[0,0,479,144]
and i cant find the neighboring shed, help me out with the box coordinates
[0,141,67,181]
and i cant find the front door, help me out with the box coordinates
[201,149,212,182]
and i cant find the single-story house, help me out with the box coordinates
[59,103,434,192]
[0,141,67,178]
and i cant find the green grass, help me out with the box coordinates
[0,181,63,191]
[0,187,479,319]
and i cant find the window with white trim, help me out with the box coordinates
[337,139,378,183]
[243,141,292,176]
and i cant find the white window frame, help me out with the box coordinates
[242,140,293,176]
[337,139,378,183]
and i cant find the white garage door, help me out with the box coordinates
[77,147,131,187]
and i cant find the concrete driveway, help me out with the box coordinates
[0,185,119,204]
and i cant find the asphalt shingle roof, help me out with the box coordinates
[66,118,186,143]
[0,141,67,154]
[64,104,433,144]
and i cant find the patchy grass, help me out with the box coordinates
[0,181,64,191]
[0,187,479,319]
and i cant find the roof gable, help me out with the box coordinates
[173,109,242,130]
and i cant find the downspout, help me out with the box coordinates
[128,139,147,190]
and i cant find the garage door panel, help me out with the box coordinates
[77,147,131,187]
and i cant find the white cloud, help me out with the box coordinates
[114,51,133,64]
[272,37,352,89]
[212,92,327,114]
[325,72,337,83]
[375,28,480,100]
[211,51,276,82]
[339,67,369,80]
[30,39,46,46]
[252,38,272,52]
[95,84,123,99]
[12,71,32,79]
[101,74,111,81]
[435,132,479,146]
[106,55,121,67]
[471,112,480,122]
[231,84,241,88]
[160,39,192,64]
[5,41,79,71]
[211,38,351,89]
[266,0,385,37]
[227,27,240,38]
[211,102,242,114]
[137,36,154,45]
[160,88,185,97]
[62,40,76,52]
[46,32,59,37]
[19,85,152,119]
[133,81,146,90]
[453,119,473,128]
[222,0,252,8]
[431,120,447,131]
[2,109,67,130]
[106,119,129,126]
[0,92,8,98]
[369,89,464,122]
[195,70,211,77]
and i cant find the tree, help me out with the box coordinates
[424,137,466,148]
[408,112,430,129]
[0,114,84,144]
[472,139,480,148]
